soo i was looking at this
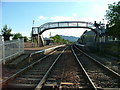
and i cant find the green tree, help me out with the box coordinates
[105,1,120,38]
[23,36,28,42]
[1,25,13,41]
[50,35,62,43]
[50,34,70,44]
[13,33,28,42]
[12,33,23,39]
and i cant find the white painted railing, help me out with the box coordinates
[0,39,24,64]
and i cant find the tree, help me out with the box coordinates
[12,33,23,39]
[1,25,13,41]
[50,35,62,43]
[23,36,28,42]
[50,34,70,44]
[13,33,28,42]
[105,1,120,38]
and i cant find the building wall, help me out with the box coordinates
[43,38,53,45]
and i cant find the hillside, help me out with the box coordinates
[59,35,79,42]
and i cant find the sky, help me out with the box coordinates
[0,0,119,38]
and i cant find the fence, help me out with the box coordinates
[0,39,24,64]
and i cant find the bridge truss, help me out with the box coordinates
[31,21,104,46]
[32,21,97,36]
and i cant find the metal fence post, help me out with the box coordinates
[18,38,20,53]
[22,38,24,53]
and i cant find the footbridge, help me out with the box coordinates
[31,21,99,46]
[32,21,97,36]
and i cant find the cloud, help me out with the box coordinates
[50,13,79,21]
[50,16,77,21]
[37,13,79,22]
[37,13,106,23]
[72,13,78,17]
[37,16,48,21]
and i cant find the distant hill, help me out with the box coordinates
[59,35,79,42]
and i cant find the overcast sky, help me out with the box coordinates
[1,0,119,38]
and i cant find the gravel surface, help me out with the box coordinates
[76,45,120,74]
[9,47,64,85]
[43,46,91,89]
[89,53,120,74]
[74,46,119,88]
[2,44,119,89]
[2,46,65,89]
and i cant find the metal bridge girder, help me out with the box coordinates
[32,21,97,36]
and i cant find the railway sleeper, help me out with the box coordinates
[25,72,46,75]
[29,69,48,72]
[9,79,39,84]
[59,82,90,90]
[5,83,37,89]
[21,74,43,78]
[15,77,41,81]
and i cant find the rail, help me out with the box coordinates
[1,45,66,89]
[71,46,97,90]
[74,45,120,78]
[35,46,67,89]
[1,46,65,87]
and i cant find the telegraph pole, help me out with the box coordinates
[33,20,35,26]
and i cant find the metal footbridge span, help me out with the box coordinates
[32,21,96,36]
[31,21,98,46]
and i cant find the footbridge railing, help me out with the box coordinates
[31,21,106,47]
[32,21,96,36]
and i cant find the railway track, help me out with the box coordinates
[35,46,96,90]
[1,46,66,89]
[1,45,97,90]
[73,45,120,90]
[1,45,119,90]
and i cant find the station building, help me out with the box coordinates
[44,38,53,45]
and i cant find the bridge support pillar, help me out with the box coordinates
[37,34,44,47]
